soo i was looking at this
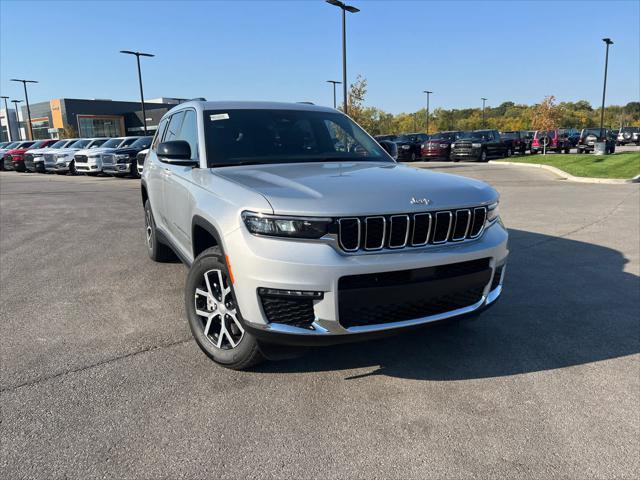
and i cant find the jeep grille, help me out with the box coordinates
[337,207,487,253]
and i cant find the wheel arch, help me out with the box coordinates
[141,179,149,207]
[192,215,224,259]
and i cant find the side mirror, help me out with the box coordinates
[378,140,398,159]
[157,140,198,166]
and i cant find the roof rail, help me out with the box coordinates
[297,101,315,105]
[189,97,207,101]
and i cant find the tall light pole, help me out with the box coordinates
[326,80,342,109]
[11,100,23,140]
[1,96,12,141]
[423,90,432,134]
[120,50,155,135]
[481,97,488,128]
[10,79,37,140]
[326,0,359,115]
[600,38,613,140]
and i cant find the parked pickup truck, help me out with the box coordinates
[25,139,78,172]
[450,130,511,162]
[45,138,108,174]
[141,100,508,369]
[499,131,528,155]
[102,136,153,177]
[74,136,140,175]
[421,131,465,160]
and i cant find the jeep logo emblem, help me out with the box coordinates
[410,197,431,206]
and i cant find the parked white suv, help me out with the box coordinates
[74,136,140,175]
[142,101,508,369]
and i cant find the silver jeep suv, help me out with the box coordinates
[141,101,509,369]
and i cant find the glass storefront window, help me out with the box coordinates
[30,118,50,139]
[77,116,124,137]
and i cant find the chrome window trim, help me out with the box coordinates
[451,209,472,242]
[388,214,410,249]
[411,213,432,246]
[432,211,453,244]
[364,216,386,251]
[338,218,361,252]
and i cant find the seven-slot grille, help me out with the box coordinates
[102,154,115,166]
[74,154,88,164]
[337,207,487,252]
[44,153,57,166]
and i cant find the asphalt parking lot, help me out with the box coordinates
[1,164,638,479]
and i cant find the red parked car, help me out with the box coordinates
[530,129,572,154]
[420,131,465,160]
[3,140,58,172]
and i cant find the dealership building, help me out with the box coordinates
[1,97,186,141]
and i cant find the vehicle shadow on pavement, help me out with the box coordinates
[255,229,640,380]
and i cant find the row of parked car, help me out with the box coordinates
[375,126,632,162]
[0,136,152,177]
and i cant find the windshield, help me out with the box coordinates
[120,137,140,147]
[88,139,107,148]
[203,109,391,167]
[18,141,35,148]
[536,130,556,138]
[28,141,46,149]
[130,136,153,149]
[620,127,637,133]
[460,130,491,140]
[429,132,460,141]
[3,142,19,149]
[101,138,124,148]
[500,132,519,139]
[50,140,68,148]
[394,135,412,142]
[69,139,91,149]
[582,128,602,136]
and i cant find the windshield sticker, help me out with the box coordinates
[210,113,230,121]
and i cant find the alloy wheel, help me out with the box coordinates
[144,209,153,249]
[194,269,244,349]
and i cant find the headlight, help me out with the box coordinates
[472,143,482,148]
[440,144,448,148]
[401,144,410,149]
[451,143,456,148]
[486,202,500,224]
[242,211,331,239]
[55,153,67,159]
[116,154,130,161]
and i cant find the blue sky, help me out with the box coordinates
[1,0,638,114]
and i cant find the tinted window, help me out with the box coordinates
[120,137,139,147]
[101,138,124,148]
[164,112,185,143]
[203,109,389,167]
[176,110,198,160]
[50,140,68,148]
[130,136,153,150]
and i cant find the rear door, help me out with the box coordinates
[145,117,170,230]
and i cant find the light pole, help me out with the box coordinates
[326,80,342,109]
[1,96,12,141]
[11,100,23,140]
[423,90,432,134]
[326,0,360,115]
[10,79,37,140]
[120,50,155,135]
[600,38,613,140]
[481,97,487,128]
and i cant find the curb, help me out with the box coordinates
[489,160,640,185]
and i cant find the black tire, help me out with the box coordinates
[577,148,584,154]
[410,152,416,162]
[144,199,174,262]
[480,149,488,162]
[504,147,512,158]
[185,246,264,370]
[70,161,78,176]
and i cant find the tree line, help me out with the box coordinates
[345,76,640,136]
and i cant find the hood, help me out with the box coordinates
[76,147,119,156]
[7,148,30,155]
[108,147,139,155]
[213,161,497,217]
[26,147,53,155]
[426,139,452,145]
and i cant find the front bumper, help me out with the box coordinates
[422,148,449,159]
[103,162,132,175]
[450,148,481,160]
[54,162,71,173]
[75,159,101,173]
[226,220,508,346]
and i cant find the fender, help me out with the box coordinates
[192,215,225,257]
